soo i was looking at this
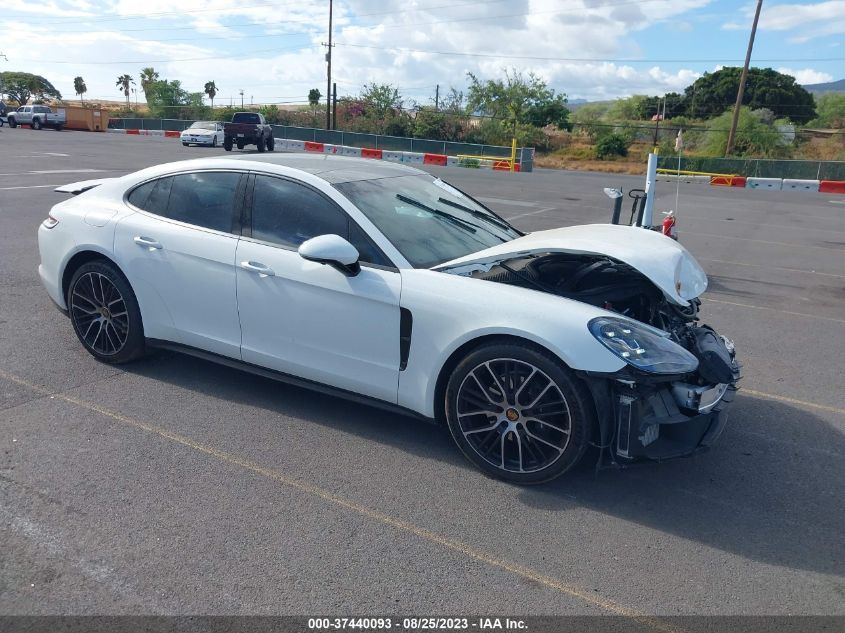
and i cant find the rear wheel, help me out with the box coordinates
[32,118,42,130]
[67,261,145,364]
[223,138,232,151]
[256,136,265,152]
[266,135,274,151]
[212,136,217,147]
[54,124,63,131]
[8,117,16,128]
[445,342,594,484]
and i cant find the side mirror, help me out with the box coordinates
[298,234,361,277]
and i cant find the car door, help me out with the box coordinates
[114,170,246,358]
[236,173,402,403]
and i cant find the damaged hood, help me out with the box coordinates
[433,224,708,306]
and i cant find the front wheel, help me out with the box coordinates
[212,136,217,148]
[445,342,594,484]
[54,124,63,131]
[67,261,145,364]
[8,117,16,128]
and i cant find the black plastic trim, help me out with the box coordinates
[399,308,413,371]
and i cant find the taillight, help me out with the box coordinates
[43,213,59,229]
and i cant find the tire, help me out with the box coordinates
[266,135,274,151]
[54,124,63,131]
[445,342,594,484]
[256,136,265,152]
[32,118,42,130]
[212,136,217,148]
[67,260,145,364]
[236,141,244,150]
[223,138,232,151]
[8,117,16,128]
[182,142,189,146]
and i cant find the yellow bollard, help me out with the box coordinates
[510,137,517,172]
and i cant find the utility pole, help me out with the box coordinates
[332,82,337,130]
[324,0,333,130]
[239,89,244,108]
[435,84,439,110]
[726,0,763,156]
[652,96,663,151]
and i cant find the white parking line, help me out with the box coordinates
[0,184,62,190]
[0,169,106,176]
[476,196,539,208]
[505,207,558,221]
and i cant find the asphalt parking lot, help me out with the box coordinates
[1,129,843,617]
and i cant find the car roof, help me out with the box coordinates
[222,153,426,183]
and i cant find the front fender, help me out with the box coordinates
[396,269,626,418]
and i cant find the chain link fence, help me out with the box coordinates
[656,156,845,180]
[108,118,534,171]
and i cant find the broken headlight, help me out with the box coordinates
[588,316,699,375]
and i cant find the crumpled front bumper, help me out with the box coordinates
[582,331,741,463]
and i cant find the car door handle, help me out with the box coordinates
[240,261,275,277]
[133,236,162,249]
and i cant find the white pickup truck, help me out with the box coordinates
[7,105,66,130]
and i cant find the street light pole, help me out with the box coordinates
[325,0,333,130]
[726,0,764,156]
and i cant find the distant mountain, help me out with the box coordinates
[802,78,845,94]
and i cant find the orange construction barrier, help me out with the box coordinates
[164,130,180,138]
[361,148,383,159]
[710,175,746,187]
[126,128,140,135]
[423,153,448,166]
[819,180,845,194]
[304,141,324,152]
[493,161,520,172]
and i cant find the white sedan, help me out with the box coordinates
[37,154,740,483]
[180,121,224,147]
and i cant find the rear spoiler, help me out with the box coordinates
[54,178,116,195]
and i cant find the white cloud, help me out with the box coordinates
[776,67,834,85]
[0,0,722,105]
[724,1,845,42]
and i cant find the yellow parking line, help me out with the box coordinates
[742,388,845,417]
[0,368,679,631]
[702,298,845,324]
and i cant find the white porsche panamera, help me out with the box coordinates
[38,154,740,483]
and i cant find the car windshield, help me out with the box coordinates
[189,122,216,130]
[334,175,520,268]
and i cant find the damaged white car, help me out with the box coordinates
[38,154,740,484]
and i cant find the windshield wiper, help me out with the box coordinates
[396,194,477,234]
[437,197,515,233]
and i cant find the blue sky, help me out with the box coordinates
[1,1,843,107]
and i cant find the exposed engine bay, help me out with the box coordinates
[468,252,742,463]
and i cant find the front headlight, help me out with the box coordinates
[588,316,698,375]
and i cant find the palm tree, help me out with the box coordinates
[73,76,87,105]
[116,74,134,108]
[204,80,217,110]
[139,67,159,100]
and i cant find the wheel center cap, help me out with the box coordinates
[99,307,111,319]
[505,408,520,422]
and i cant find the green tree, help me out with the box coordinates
[701,106,792,157]
[73,76,87,105]
[360,83,402,119]
[466,68,567,134]
[308,88,321,109]
[684,67,815,123]
[204,80,217,109]
[0,72,62,105]
[146,79,206,119]
[412,88,466,140]
[811,93,845,128]
[116,74,134,108]
[139,67,159,101]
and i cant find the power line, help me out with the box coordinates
[334,43,845,64]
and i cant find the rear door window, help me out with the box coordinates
[127,172,242,233]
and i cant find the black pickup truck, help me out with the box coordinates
[223,112,274,152]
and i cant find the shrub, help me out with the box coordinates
[596,133,629,159]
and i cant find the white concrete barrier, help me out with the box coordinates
[657,174,710,184]
[340,146,362,157]
[746,177,783,190]
[401,152,424,165]
[782,179,820,192]
[382,151,403,163]
[446,156,463,167]
[322,144,341,155]
[283,139,305,152]
[106,128,127,134]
